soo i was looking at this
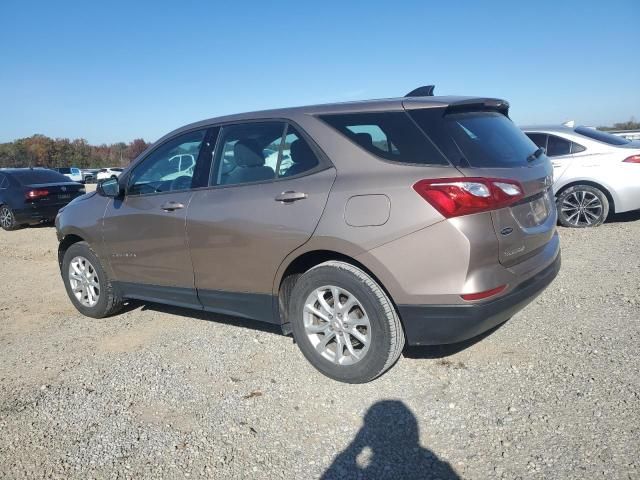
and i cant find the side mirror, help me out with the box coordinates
[97,177,124,198]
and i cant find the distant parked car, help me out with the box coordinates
[81,168,100,184]
[0,168,85,230]
[522,124,640,227]
[53,167,83,183]
[96,168,124,181]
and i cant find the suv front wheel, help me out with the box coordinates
[289,261,405,383]
[62,241,124,318]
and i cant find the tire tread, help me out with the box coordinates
[307,260,405,382]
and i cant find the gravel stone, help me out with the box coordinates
[0,211,639,479]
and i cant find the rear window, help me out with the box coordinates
[10,169,70,184]
[436,112,538,168]
[574,126,630,145]
[319,112,449,165]
[58,167,71,173]
[111,168,123,172]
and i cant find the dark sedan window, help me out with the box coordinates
[10,169,70,184]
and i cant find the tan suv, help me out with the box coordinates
[56,87,560,383]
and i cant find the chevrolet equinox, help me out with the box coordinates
[56,87,561,383]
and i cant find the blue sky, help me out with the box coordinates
[1,0,638,144]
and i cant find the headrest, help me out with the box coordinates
[234,139,264,167]
[354,132,374,148]
[290,139,315,166]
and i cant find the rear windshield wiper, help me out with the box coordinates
[527,147,545,162]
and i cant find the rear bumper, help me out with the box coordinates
[13,204,64,224]
[398,252,561,346]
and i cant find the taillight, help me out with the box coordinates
[461,285,507,301]
[25,189,49,200]
[413,177,525,218]
[623,155,640,164]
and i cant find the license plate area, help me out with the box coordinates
[58,194,71,200]
[511,190,552,228]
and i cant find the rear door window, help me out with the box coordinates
[319,112,449,165]
[546,135,571,157]
[526,133,548,150]
[213,122,285,186]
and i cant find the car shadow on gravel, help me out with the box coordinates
[321,400,460,480]
[607,210,640,223]
[402,322,506,359]
[132,301,284,336]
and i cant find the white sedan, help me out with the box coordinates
[96,168,124,181]
[521,124,640,228]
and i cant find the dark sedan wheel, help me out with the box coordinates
[0,205,17,231]
[557,185,609,228]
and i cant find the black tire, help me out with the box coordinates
[290,261,405,383]
[556,185,609,228]
[0,205,18,231]
[61,241,124,318]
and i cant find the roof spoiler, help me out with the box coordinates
[405,85,435,97]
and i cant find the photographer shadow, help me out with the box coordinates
[321,400,460,480]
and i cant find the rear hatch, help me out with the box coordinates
[406,100,556,266]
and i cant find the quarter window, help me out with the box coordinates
[128,129,206,196]
[546,135,571,157]
[320,112,449,165]
[571,142,586,154]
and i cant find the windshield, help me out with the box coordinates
[443,112,539,167]
[574,126,630,146]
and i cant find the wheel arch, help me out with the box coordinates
[276,248,398,327]
[555,179,616,214]
[58,233,86,269]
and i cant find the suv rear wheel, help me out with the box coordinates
[62,241,124,318]
[289,261,405,383]
[557,185,609,228]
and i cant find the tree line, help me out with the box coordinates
[598,118,640,131]
[0,134,150,169]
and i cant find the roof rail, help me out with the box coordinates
[405,85,435,97]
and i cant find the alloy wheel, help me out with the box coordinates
[560,190,603,227]
[68,256,100,307]
[0,206,14,229]
[303,286,371,366]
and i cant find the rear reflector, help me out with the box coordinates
[413,177,525,218]
[25,189,50,200]
[623,155,640,164]
[461,285,507,301]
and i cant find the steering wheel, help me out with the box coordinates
[170,175,192,191]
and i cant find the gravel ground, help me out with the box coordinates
[0,212,639,479]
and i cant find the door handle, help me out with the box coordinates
[160,201,185,211]
[275,191,308,203]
